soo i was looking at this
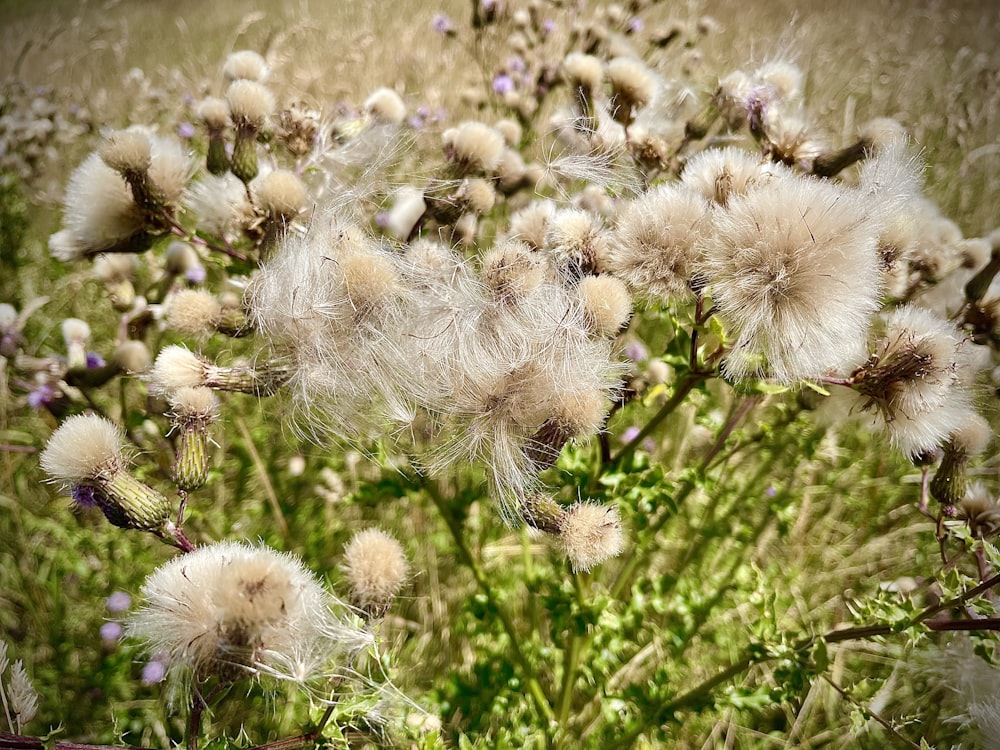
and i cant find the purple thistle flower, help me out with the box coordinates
[507,55,527,75]
[621,426,641,443]
[106,591,131,613]
[432,13,454,34]
[141,658,167,685]
[375,211,390,228]
[86,352,105,369]
[27,382,58,409]
[100,621,123,643]
[541,19,556,36]
[177,121,196,139]
[184,265,207,284]
[72,483,101,508]
[624,341,648,362]
[626,17,644,33]
[492,74,515,95]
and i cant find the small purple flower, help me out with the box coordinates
[375,211,390,228]
[177,121,196,139]
[107,591,131,613]
[541,19,556,36]
[100,621,123,642]
[86,352,105,369]
[432,13,454,34]
[624,341,648,362]
[507,55,527,75]
[27,382,58,409]
[621,426,641,443]
[408,115,425,129]
[481,0,497,10]
[626,17,644,33]
[72,484,101,509]
[141,658,167,685]
[184,265,207,284]
[492,74,515,95]
[765,485,778,498]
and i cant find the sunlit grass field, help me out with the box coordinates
[2,1,1000,747]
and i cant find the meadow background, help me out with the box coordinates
[2,0,1000,747]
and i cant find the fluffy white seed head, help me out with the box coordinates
[253,169,308,219]
[481,240,546,304]
[150,345,207,395]
[959,483,1000,538]
[680,147,785,205]
[196,97,230,130]
[610,182,709,301]
[577,275,632,336]
[168,386,219,424]
[860,117,908,150]
[166,289,222,338]
[385,186,427,240]
[851,305,975,457]
[545,208,610,278]
[341,528,409,617]
[185,173,254,237]
[558,502,625,572]
[164,241,200,275]
[607,56,656,111]
[128,541,371,685]
[704,172,883,382]
[40,413,128,483]
[950,411,991,457]
[61,317,91,347]
[223,50,270,83]
[100,130,152,174]
[226,80,275,129]
[8,660,38,728]
[494,117,522,147]
[562,52,604,91]
[113,340,151,373]
[364,87,407,124]
[508,200,555,250]
[443,121,506,173]
[93,252,138,283]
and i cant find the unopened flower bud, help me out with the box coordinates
[168,386,218,491]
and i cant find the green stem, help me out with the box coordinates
[614,572,1000,747]
[609,372,703,466]
[556,575,586,729]
[423,482,556,726]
